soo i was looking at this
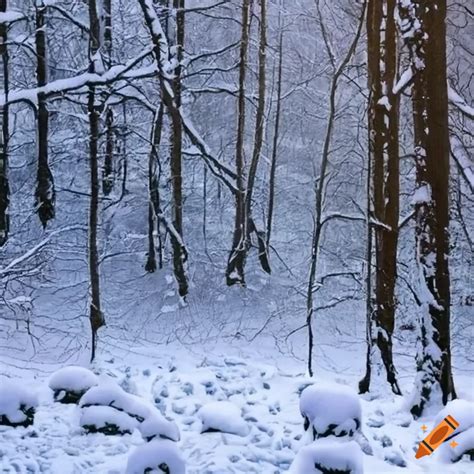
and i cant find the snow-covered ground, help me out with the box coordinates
[0,339,472,473]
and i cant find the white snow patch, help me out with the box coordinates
[289,439,363,474]
[300,383,361,437]
[0,378,38,425]
[48,366,99,393]
[126,439,186,474]
[198,401,249,436]
[139,412,180,442]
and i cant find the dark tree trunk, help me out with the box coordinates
[35,0,55,229]
[226,0,251,286]
[102,0,114,195]
[88,0,105,362]
[146,104,165,273]
[0,0,9,246]
[397,0,456,416]
[360,0,401,396]
[169,0,188,297]
[266,18,283,249]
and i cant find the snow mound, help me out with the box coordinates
[79,382,150,422]
[48,366,99,404]
[300,383,361,439]
[139,412,180,442]
[198,401,249,436]
[434,399,474,463]
[0,378,38,427]
[289,439,363,474]
[126,439,186,474]
[80,405,139,435]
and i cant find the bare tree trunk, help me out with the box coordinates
[102,0,114,195]
[226,0,251,286]
[266,13,284,249]
[138,0,189,296]
[35,0,55,229]
[0,0,9,246]
[360,0,401,396]
[398,0,455,417]
[169,0,188,297]
[306,0,366,377]
[245,0,270,274]
[146,104,165,273]
[88,0,105,362]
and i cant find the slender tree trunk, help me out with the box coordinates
[146,104,165,273]
[226,0,251,286]
[88,0,105,362]
[306,0,366,377]
[266,18,283,249]
[397,0,455,417]
[35,0,55,229]
[102,0,114,195]
[169,0,188,297]
[360,0,401,396]
[245,0,270,274]
[0,0,9,247]
[138,0,189,295]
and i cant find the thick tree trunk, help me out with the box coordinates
[88,0,105,362]
[35,0,55,229]
[397,0,456,416]
[102,0,114,195]
[226,0,251,286]
[360,0,401,396]
[0,0,9,246]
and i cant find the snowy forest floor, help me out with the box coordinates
[0,336,473,474]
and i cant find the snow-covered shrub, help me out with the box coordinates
[289,439,363,474]
[48,366,99,404]
[0,378,38,428]
[126,440,186,474]
[300,383,361,440]
[198,401,249,436]
[139,412,180,442]
[80,405,139,435]
[79,382,180,439]
[435,399,474,463]
[79,383,150,435]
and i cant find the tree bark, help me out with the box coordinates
[226,0,251,286]
[35,0,55,229]
[146,104,165,273]
[266,14,283,249]
[397,0,456,416]
[360,0,401,396]
[170,0,188,297]
[102,0,114,195]
[88,0,105,362]
[0,0,9,246]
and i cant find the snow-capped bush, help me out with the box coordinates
[139,412,180,442]
[300,383,361,440]
[0,378,38,428]
[198,401,249,436]
[126,440,186,474]
[434,399,474,463]
[79,382,179,438]
[49,366,99,404]
[289,439,363,474]
[80,405,139,435]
